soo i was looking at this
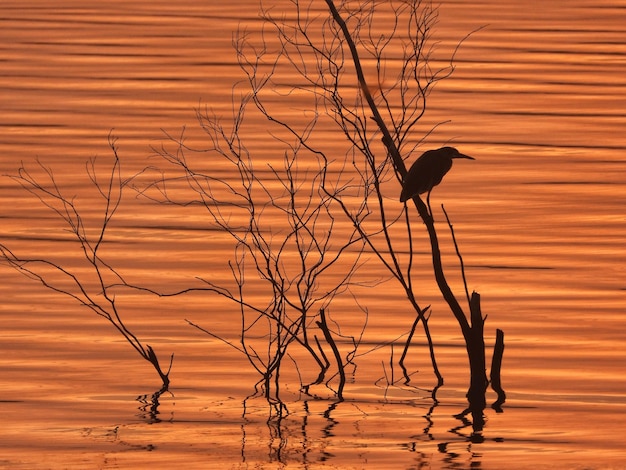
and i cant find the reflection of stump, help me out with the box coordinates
[136,385,170,423]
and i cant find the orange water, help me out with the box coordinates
[1,1,625,468]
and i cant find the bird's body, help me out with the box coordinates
[399,147,474,203]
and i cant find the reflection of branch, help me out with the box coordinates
[136,386,173,424]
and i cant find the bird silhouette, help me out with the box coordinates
[399,147,475,203]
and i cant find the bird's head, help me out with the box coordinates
[442,146,475,160]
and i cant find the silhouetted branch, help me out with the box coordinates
[442,204,471,306]
[316,309,345,400]
[138,71,370,399]
[0,134,172,389]
[490,329,506,411]
[322,0,498,417]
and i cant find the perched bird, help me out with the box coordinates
[399,146,475,203]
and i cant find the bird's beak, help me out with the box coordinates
[456,153,475,160]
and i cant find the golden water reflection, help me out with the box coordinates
[1,0,626,468]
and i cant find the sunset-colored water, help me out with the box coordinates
[1,1,625,468]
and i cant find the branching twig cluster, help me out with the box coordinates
[1,0,503,422]
[139,83,369,399]
[0,134,173,390]
[251,0,471,388]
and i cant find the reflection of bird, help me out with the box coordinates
[399,147,475,203]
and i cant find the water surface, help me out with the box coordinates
[1,1,625,468]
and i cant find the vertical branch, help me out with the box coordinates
[322,0,496,417]
[466,291,487,430]
[490,329,506,411]
[323,0,405,174]
[442,204,471,307]
[316,309,345,400]
[323,0,471,338]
